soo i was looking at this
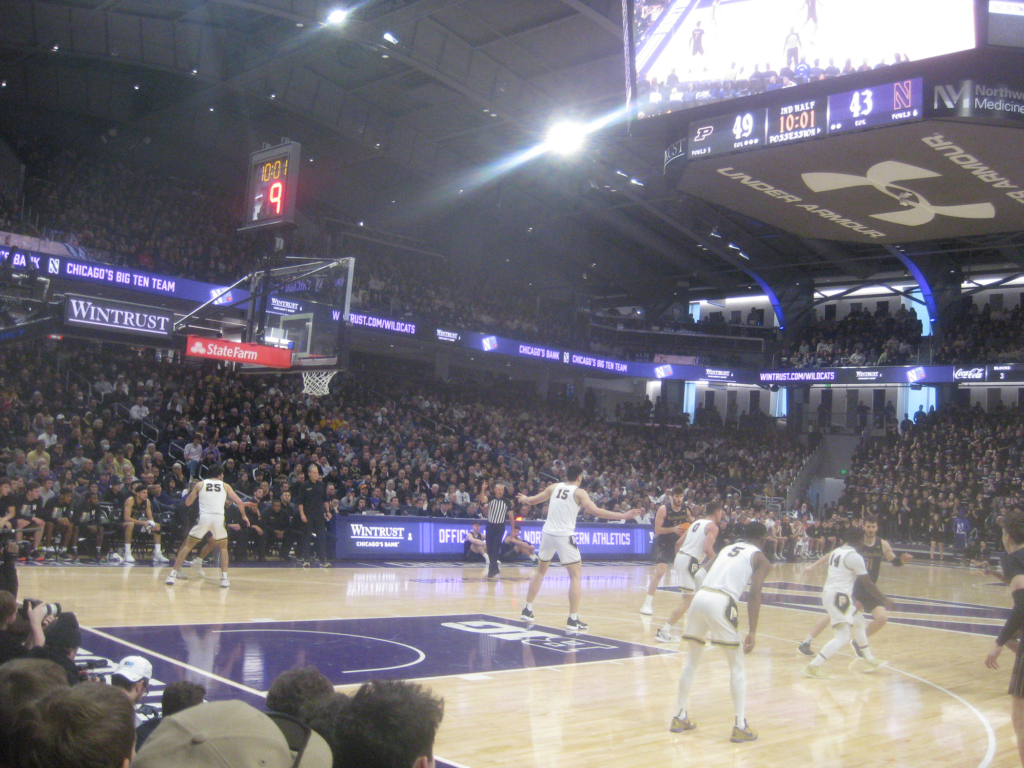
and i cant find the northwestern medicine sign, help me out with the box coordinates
[63,295,173,338]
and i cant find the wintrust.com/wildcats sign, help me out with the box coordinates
[185,336,292,369]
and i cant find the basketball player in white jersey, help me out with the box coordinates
[517,464,639,632]
[655,501,724,642]
[671,521,771,743]
[803,526,891,678]
[165,465,247,588]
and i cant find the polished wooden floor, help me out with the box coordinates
[16,559,1016,768]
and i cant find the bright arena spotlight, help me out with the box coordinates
[325,8,348,24]
[544,120,588,155]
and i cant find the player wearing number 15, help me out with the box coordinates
[165,465,248,589]
[671,522,771,743]
[517,465,639,632]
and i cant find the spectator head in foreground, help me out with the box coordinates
[133,700,332,768]
[14,681,136,768]
[266,666,335,719]
[0,658,70,765]
[326,680,444,768]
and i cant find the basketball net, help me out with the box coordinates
[301,369,338,396]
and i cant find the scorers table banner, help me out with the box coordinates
[335,517,653,560]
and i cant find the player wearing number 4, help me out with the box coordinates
[517,465,639,632]
[671,522,771,743]
[165,465,247,589]
[655,502,724,642]
[802,526,893,678]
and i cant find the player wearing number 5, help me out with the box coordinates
[517,465,639,632]
[803,526,892,678]
[671,522,771,743]
[165,465,248,588]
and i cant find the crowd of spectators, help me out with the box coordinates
[0,618,444,768]
[0,338,811,563]
[834,403,1020,556]
[934,302,1024,365]
[777,304,923,369]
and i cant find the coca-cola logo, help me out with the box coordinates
[954,367,985,380]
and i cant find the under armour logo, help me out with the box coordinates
[693,126,714,142]
[802,161,995,226]
[190,340,207,354]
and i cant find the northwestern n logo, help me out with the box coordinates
[801,161,995,226]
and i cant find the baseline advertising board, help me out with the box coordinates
[336,517,652,560]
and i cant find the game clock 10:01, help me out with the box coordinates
[239,141,302,231]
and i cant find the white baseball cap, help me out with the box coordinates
[114,655,153,682]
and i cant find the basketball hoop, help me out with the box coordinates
[301,369,338,396]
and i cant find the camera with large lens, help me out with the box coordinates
[19,599,61,619]
[76,659,108,671]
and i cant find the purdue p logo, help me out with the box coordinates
[834,593,851,612]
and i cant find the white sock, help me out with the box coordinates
[643,596,653,606]
[661,623,673,633]
[154,545,162,555]
[736,717,746,729]
[802,635,814,645]
[483,553,489,563]
[525,603,533,612]
[676,708,687,720]
[124,545,131,555]
[570,613,578,621]
[168,570,176,577]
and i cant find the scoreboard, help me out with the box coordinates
[240,141,302,231]
[684,78,922,161]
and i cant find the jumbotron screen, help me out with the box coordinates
[629,0,976,119]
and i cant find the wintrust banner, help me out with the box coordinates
[185,336,292,369]
[64,295,173,338]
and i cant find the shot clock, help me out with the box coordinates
[239,141,302,231]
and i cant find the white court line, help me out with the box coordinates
[760,631,996,768]
[82,626,267,698]
[213,629,425,674]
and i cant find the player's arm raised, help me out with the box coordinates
[744,551,772,653]
[224,484,249,526]
[517,483,556,507]
[881,538,912,565]
[987,573,1024,668]
[576,489,639,521]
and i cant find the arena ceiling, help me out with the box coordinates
[2,0,1024,311]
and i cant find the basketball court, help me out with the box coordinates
[17,558,1014,767]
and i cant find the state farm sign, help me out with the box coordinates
[185,336,292,369]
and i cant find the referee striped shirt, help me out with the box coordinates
[486,497,512,525]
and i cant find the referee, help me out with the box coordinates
[484,483,514,579]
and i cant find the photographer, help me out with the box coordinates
[29,611,82,685]
[0,590,48,664]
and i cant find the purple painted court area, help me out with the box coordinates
[82,614,672,704]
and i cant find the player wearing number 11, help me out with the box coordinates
[517,465,640,632]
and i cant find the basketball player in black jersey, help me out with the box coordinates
[985,509,1024,766]
[641,487,691,615]
[690,21,705,57]
[800,0,819,37]
[798,515,910,660]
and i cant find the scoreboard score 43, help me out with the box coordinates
[240,141,302,231]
